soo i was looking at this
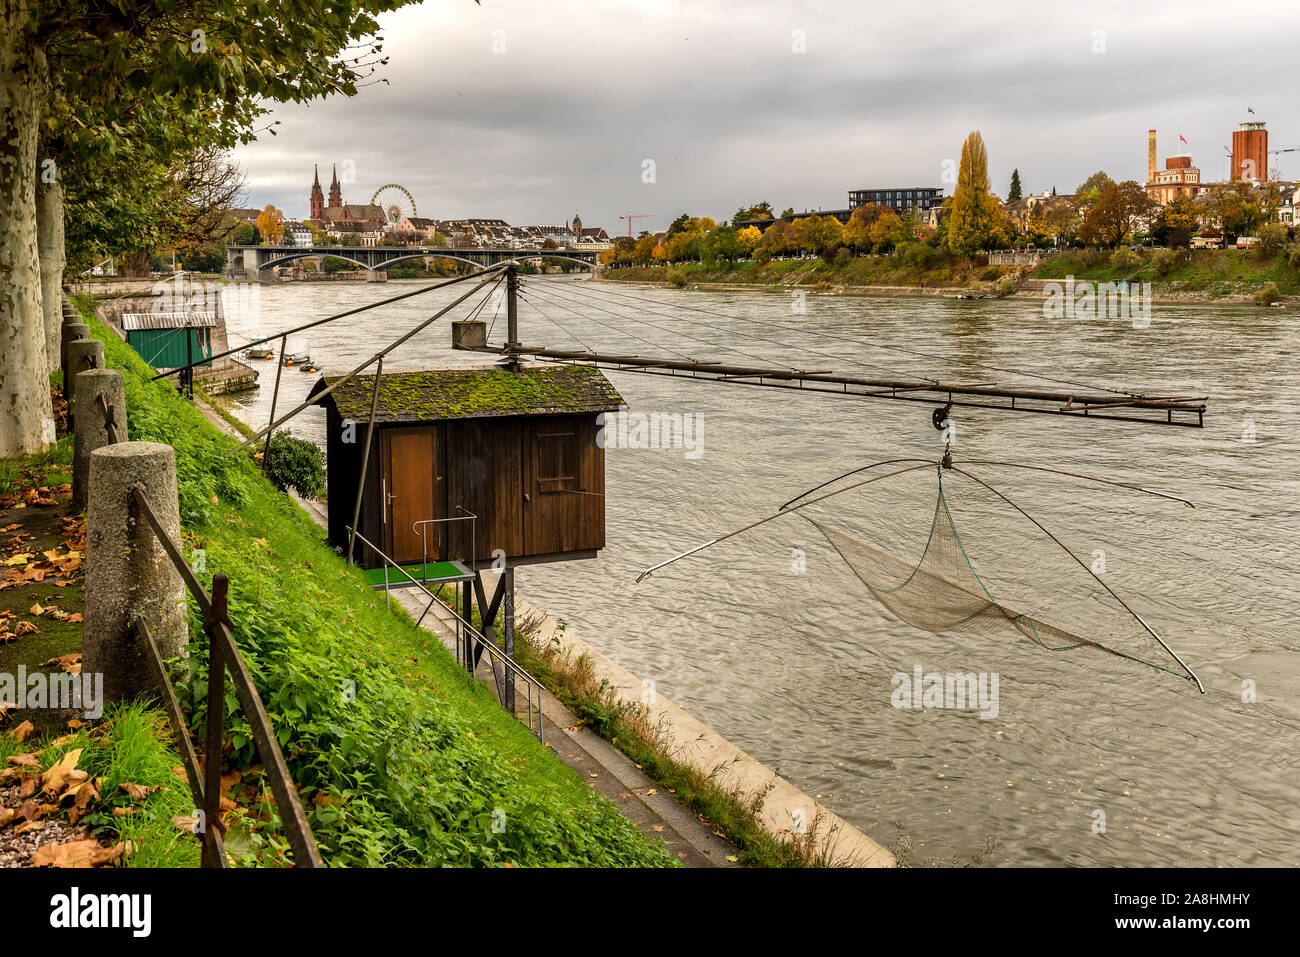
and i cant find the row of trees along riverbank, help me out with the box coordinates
[599,129,1297,276]
[604,245,1300,301]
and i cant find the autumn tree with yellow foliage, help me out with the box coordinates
[947,131,1002,257]
[256,204,286,245]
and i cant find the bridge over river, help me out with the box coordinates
[227,243,601,282]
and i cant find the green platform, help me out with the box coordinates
[361,560,475,591]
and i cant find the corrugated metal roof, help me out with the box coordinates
[121,312,218,330]
[310,364,623,422]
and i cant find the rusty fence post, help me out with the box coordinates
[201,574,229,868]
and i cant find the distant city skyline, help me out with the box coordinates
[233,0,1300,234]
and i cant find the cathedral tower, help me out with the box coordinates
[310,165,325,221]
[329,164,343,209]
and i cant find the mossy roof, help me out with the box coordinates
[311,364,623,422]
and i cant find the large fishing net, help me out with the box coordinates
[798,470,1196,683]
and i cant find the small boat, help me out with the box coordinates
[299,363,321,373]
[244,347,274,360]
[284,352,311,366]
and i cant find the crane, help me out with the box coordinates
[618,211,653,237]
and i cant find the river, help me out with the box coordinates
[218,276,1300,866]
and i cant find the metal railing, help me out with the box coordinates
[346,526,545,741]
[412,508,477,582]
[90,388,323,868]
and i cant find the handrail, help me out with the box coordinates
[411,508,476,582]
[346,525,544,741]
[131,488,325,866]
[132,615,228,868]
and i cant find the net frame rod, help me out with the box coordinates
[151,264,507,381]
[950,465,1204,693]
[960,459,1196,508]
[231,268,506,452]
[634,461,935,583]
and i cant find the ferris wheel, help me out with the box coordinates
[370,184,417,225]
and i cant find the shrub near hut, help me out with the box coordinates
[264,433,326,499]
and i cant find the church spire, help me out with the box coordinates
[310,164,325,221]
[328,163,343,209]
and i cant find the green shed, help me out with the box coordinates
[121,312,216,370]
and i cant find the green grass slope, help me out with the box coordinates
[79,301,674,868]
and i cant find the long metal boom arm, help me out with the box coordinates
[481,344,1208,428]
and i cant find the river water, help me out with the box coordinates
[218,276,1300,866]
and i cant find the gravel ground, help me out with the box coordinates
[0,783,91,868]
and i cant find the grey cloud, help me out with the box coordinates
[235,0,1300,229]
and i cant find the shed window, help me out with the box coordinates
[537,429,578,493]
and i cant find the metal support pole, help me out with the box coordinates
[262,335,287,476]
[347,357,383,565]
[503,566,515,713]
[462,576,474,673]
[504,262,520,370]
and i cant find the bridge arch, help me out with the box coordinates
[509,252,600,273]
[359,250,600,273]
[248,247,601,276]
[260,251,369,271]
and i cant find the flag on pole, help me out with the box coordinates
[1179,134,1187,145]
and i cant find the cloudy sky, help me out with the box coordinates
[233,0,1300,233]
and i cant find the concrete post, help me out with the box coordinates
[366,269,386,283]
[60,321,90,387]
[72,369,126,506]
[64,339,105,433]
[84,441,188,705]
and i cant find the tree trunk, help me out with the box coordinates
[37,178,65,374]
[0,2,55,457]
[120,251,151,277]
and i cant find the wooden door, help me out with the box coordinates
[522,417,584,557]
[385,428,437,563]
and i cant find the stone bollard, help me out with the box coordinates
[72,369,127,507]
[84,441,188,705]
[64,339,105,433]
[60,322,90,406]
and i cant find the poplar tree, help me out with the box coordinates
[947,131,1000,258]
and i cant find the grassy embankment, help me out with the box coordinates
[1030,247,1299,299]
[41,297,676,867]
[606,255,1010,293]
[605,248,1299,301]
